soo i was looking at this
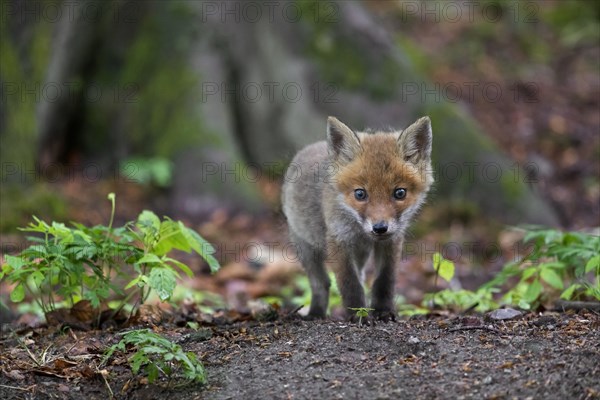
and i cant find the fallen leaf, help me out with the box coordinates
[70,300,94,322]
[6,369,25,381]
[54,358,78,371]
[57,384,70,392]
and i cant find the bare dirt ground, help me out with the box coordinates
[1,309,599,400]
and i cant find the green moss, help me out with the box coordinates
[82,2,217,160]
[542,0,600,47]
[30,22,52,80]
[0,19,53,170]
[416,103,555,224]
[500,169,523,203]
[0,184,67,233]
[427,102,495,180]
[296,0,403,100]
[395,35,432,75]
[410,200,482,237]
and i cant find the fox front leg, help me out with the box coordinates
[329,242,367,318]
[292,233,330,318]
[371,241,399,321]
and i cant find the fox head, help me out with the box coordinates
[326,116,434,240]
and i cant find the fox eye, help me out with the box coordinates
[393,188,407,200]
[354,189,368,201]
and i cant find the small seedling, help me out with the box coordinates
[348,307,374,325]
[433,251,455,285]
[103,329,206,386]
[186,321,200,331]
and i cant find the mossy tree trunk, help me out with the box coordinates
[4,0,559,225]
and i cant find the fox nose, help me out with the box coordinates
[372,222,388,235]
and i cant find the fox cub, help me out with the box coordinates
[282,116,433,321]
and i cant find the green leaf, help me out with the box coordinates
[31,271,45,287]
[153,219,191,255]
[19,216,51,233]
[538,261,565,270]
[523,279,542,303]
[149,267,177,301]
[180,223,220,273]
[72,244,96,260]
[125,275,146,290]
[560,284,578,300]
[85,290,101,309]
[138,210,161,231]
[540,268,564,290]
[585,255,599,273]
[10,284,25,302]
[130,352,146,374]
[517,299,531,310]
[146,363,159,383]
[562,232,583,246]
[5,255,26,270]
[521,266,537,281]
[22,245,47,258]
[433,252,455,283]
[164,257,194,278]
[50,222,74,242]
[137,254,162,264]
[137,211,161,246]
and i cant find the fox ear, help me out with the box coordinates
[398,116,432,163]
[327,116,361,163]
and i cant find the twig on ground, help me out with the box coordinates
[447,325,502,334]
[554,300,600,312]
[98,369,114,399]
[0,384,34,392]
[287,305,304,316]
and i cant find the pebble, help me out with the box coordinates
[488,308,522,320]
[408,336,420,344]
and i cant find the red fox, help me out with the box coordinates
[282,116,433,321]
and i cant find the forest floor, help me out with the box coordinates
[1,2,599,399]
[1,308,599,400]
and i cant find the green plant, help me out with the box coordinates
[422,228,600,312]
[0,183,67,233]
[424,287,499,313]
[424,252,498,312]
[103,329,206,386]
[432,251,455,286]
[486,227,600,309]
[121,157,173,188]
[348,307,374,325]
[274,272,342,315]
[0,193,219,321]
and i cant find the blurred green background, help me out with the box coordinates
[1,0,599,233]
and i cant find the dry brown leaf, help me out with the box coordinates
[57,384,70,392]
[6,369,26,381]
[54,358,78,371]
[70,300,94,322]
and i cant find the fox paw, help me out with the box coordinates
[303,311,327,321]
[373,310,397,322]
